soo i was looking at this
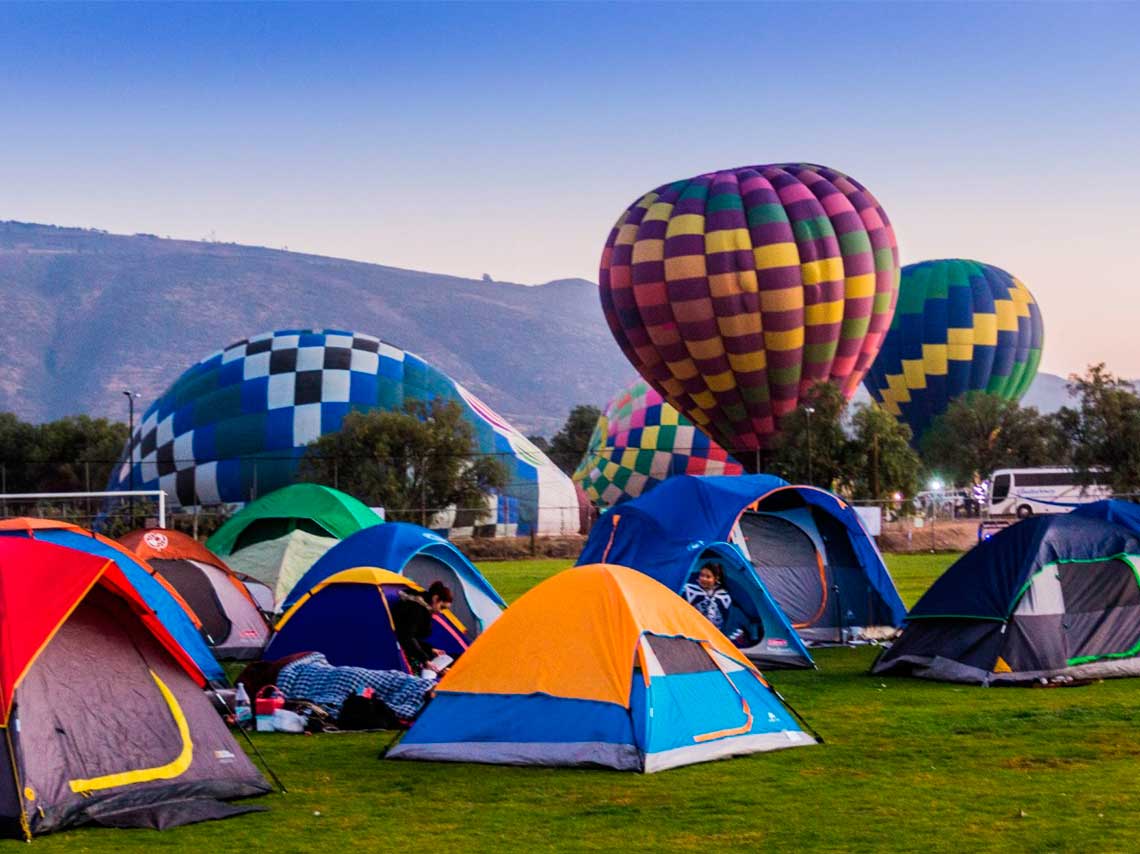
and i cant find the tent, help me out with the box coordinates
[1072,499,1140,532]
[119,529,270,659]
[206,483,383,608]
[389,564,816,772]
[264,568,470,670]
[579,475,905,648]
[0,538,268,838]
[575,475,811,667]
[281,522,506,636]
[873,513,1140,684]
[0,519,225,684]
[736,486,905,643]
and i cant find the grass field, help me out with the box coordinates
[12,552,1140,853]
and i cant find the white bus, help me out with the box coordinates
[987,467,1111,518]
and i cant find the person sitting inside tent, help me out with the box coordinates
[682,563,742,643]
[391,581,455,673]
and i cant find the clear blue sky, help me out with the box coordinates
[3,1,1138,376]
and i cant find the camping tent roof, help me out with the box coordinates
[439,563,753,707]
[578,474,787,573]
[276,566,413,628]
[1072,500,1140,533]
[120,528,231,571]
[206,483,382,556]
[281,521,505,611]
[0,519,224,684]
[0,538,203,722]
[909,513,1140,621]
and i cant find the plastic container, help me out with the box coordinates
[234,683,253,730]
[255,685,286,716]
[273,709,306,733]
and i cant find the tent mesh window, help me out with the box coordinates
[1058,558,1140,661]
[738,512,824,626]
[150,559,232,644]
[234,517,329,551]
[645,635,718,674]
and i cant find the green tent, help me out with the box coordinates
[207,484,383,608]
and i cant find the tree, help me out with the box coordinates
[847,403,922,501]
[769,383,851,489]
[29,415,128,493]
[1059,363,1140,494]
[920,392,1063,485]
[526,434,551,454]
[544,405,601,476]
[0,413,38,492]
[298,400,508,526]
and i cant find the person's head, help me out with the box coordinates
[425,581,453,613]
[697,563,723,591]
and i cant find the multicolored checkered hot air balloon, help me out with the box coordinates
[573,379,743,507]
[599,163,899,466]
[862,259,1045,443]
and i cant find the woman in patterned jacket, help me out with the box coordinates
[681,562,735,636]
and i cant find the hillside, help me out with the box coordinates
[0,221,636,436]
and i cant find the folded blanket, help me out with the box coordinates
[276,652,433,719]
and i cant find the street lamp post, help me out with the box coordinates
[804,405,815,485]
[123,390,139,523]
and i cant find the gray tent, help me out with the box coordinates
[0,537,269,838]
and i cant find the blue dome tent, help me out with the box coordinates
[579,475,905,652]
[874,513,1140,684]
[282,522,506,637]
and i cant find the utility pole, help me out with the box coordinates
[805,406,816,485]
[122,390,139,525]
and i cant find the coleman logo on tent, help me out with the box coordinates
[143,532,169,551]
[766,638,788,648]
[213,750,236,763]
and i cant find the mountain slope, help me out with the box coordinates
[0,222,636,435]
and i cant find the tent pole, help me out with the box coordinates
[769,687,826,745]
[376,730,404,759]
[209,690,288,793]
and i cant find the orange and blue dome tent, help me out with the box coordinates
[388,564,817,772]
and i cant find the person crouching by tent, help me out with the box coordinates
[392,581,455,674]
[682,563,743,643]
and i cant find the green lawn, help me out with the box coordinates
[13,552,1140,853]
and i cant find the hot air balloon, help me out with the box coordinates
[107,329,579,536]
[599,163,899,466]
[862,259,1044,443]
[573,379,743,507]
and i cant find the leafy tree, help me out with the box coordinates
[544,405,601,476]
[920,392,1062,485]
[847,403,922,501]
[28,416,128,493]
[1058,363,1140,494]
[769,383,851,489]
[0,413,38,492]
[298,400,507,526]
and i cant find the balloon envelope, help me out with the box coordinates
[862,259,1044,442]
[573,379,743,507]
[599,163,899,459]
[107,329,579,536]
